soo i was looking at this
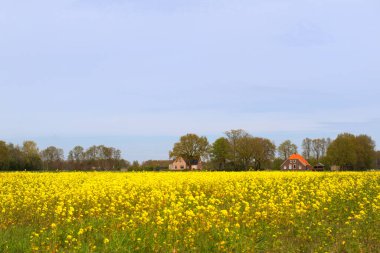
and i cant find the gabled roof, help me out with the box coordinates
[288,154,311,167]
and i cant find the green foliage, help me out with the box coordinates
[0,132,377,172]
[326,133,358,170]
[128,161,141,171]
[169,134,209,169]
[234,136,257,171]
[22,141,43,171]
[210,137,231,170]
[375,151,380,170]
[140,160,171,171]
[326,133,376,170]
[213,130,276,171]
[0,141,43,171]
[0,141,10,170]
[249,137,276,170]
[0,140,128,171]
[355,135,376,169]
[234,136,275,171]
[271,157,284,170]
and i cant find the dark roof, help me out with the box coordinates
[189,159,200,165]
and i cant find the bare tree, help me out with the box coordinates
[302,138,312,159]
[312,139,325,161]
[225,129,249,168]
[40,146,64,170]
[278,140,298,160]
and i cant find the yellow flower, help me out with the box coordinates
[77,228,84,235]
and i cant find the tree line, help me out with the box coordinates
[169,130,378,171]
[0,140,129,171]
[0,131,378,171]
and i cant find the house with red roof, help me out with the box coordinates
[280,154,312,171]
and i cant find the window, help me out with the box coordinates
[175,166,177,169]
[293,164,296,169]
[180,166,184,169]
[299,165,302,170]
[284,166,287,170]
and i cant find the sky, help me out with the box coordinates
[1,0,379,162]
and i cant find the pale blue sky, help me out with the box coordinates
[1,0,379,161]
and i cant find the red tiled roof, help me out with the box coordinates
[288,154,311,166]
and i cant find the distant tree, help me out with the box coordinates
[110,148,124,170]
[40,146,64,171]
[318,156,330,171]
[312,139,325,161]
[223,130,276,171]
[355,135,376,170]
[169,134,209,170]
[302,138,312,160]
[98,145,111,169]
[68,146,85,162]
[235,136,256,171]
[7,144,24,171]
[78,145,125,170]
[85,145,99,161]
[129,160,141,171]
[302,137,331,162]
[0,141,10,170]
[22,141,39,156]
[278,140,298,160]
[323,138,332,157]
[22,141,42,171]
[68,146,85,170]
[120,160,131,170]
[375,151,380,170]
[201,161,217,171]
[0,140,126,171]
[250,137,276,171]
[327,133,376,170]
[231,136,275,171]
[210,137,230,170]
[112,148,122,160]
[326,133,357,170]
[271,157,285,170]
[141,160,171,171]
[84,145,102,169]
[225,129,249,169]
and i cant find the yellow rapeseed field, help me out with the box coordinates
[0,172,379,252]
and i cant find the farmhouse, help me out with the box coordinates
[281,154,312,171]
[169,157,202,170]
